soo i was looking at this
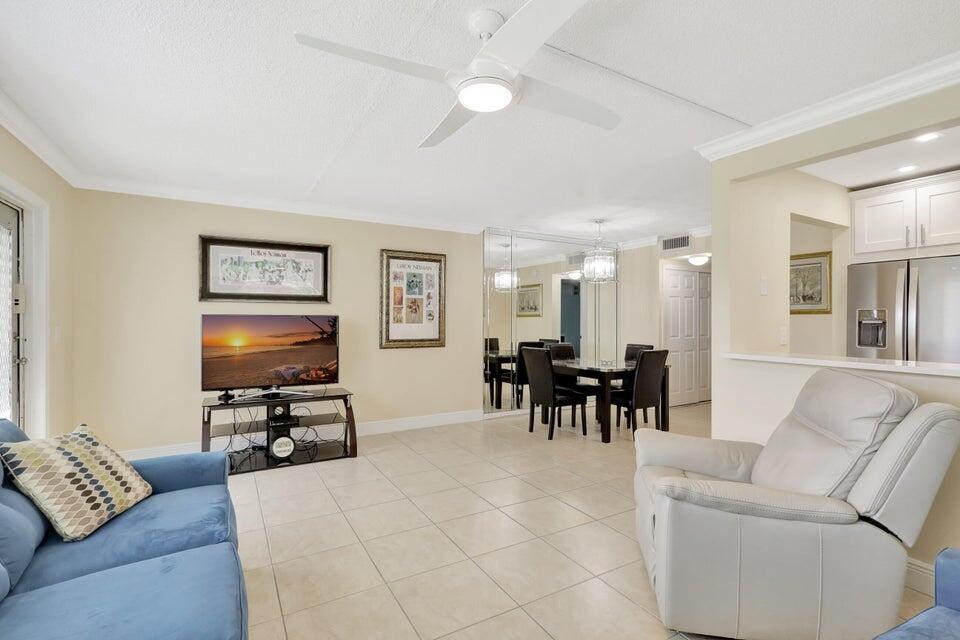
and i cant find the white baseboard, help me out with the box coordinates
[906,557,935,596]
[122,408,483,460]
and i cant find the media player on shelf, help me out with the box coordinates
[201,314,339,402]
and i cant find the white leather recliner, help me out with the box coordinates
[634,368,960,640]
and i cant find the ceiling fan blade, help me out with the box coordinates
[419,103,476,148]
[475,0,591,71]
[294,33,447,83]
[518,77,620,130]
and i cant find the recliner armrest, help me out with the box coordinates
[635,429,763,482]
[936,548,960,611]
[655,477,860,524]
[130,452,228,494]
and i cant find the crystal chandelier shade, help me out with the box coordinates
[492,243,518,292]
[582,220,617,283]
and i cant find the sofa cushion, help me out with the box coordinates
[0,502,40,589]
[751,369,917,499]
[0,419,29,487]
[0,425,153,541]
[0,542,246,640]
[14,483,236,593]
[875,605,960,639]
[0,564,8,603]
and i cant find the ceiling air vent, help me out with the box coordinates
[662,235,690,251]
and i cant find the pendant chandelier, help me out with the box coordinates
[493,243,518,292]
[582,219,617,283]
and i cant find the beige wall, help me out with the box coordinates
[0,125,483,451]
[789,216,849,355]
[729,170,849,353]
[710,84,960,565]
[70,190,482,451]
[0,127,76,437]
[619,236,712,353]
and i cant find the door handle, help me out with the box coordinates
[905,226,911,247]
[920,224,927,246]
[908,266,919,361]
[894,267,905,360]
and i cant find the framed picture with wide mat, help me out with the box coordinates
[379,249,446,348]
[200,236,330,303]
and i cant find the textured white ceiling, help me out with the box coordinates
[800,124,960,188]
[1,1,959,241]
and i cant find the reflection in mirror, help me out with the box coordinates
[483,229,619,414]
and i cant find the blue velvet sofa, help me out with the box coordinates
[876,548,960,639]
[0,420,247,639]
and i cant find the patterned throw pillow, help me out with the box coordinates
[0,425,152,541]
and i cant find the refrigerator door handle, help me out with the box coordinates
[895,267,906,360]
[908,265,920,361]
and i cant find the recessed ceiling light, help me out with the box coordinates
[898,165,918,173]
[915,132,941,143]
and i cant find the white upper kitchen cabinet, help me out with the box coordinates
[917,179,960,248]
[853,189,916,254]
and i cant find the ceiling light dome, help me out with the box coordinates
[457,77,513,112]
[688,254,711,266]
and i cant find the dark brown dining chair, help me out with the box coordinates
[524,348,587,440]
[484,338,501,405]
[611,349,669,432]
[547,343,600,413]
[508,341,544,407]
[624,343,654,361]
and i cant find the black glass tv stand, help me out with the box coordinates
[201,387,357,475]
[228,386,314,403]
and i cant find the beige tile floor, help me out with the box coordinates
[233,402,930,640]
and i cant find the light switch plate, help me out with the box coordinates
[760,275,768,296]
[779,326,789,346]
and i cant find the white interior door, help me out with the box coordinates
[0,201,21,424]
[697,273,712,402]
[662,268,698,406]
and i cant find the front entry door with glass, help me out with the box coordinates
[0,201,22,425]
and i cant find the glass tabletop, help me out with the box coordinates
[552,358,636,372]
[484,350,517,358]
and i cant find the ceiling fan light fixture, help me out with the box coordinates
[457,77,513,113]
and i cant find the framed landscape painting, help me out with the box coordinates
[790,251,832,314]
[516,284,543,317]
[200,236,329,302]
[380,249,446,348]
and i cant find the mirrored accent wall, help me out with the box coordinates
[483,228,620,414]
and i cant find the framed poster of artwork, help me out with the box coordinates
[200,236,329,302]
[380,249,446,348]
[516,284,543,317]
[790,251,832,314]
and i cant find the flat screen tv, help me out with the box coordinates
[202,314,338,392]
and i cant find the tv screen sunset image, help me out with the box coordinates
[201,315,338,390]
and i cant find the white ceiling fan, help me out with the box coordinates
[295,0,620,148]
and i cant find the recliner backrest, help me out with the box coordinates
[751,369,918,500]
[848,402,960,546]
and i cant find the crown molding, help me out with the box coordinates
[0,91,484,236]
[618,235,658,250]
[688,225,712,238]
[0,89,83,184]
[76,174,484,235]
[696,51,960,162]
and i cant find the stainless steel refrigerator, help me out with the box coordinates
[848,256,960,363]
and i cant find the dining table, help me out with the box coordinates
[552,358,670,443]
[485,349,671,442]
